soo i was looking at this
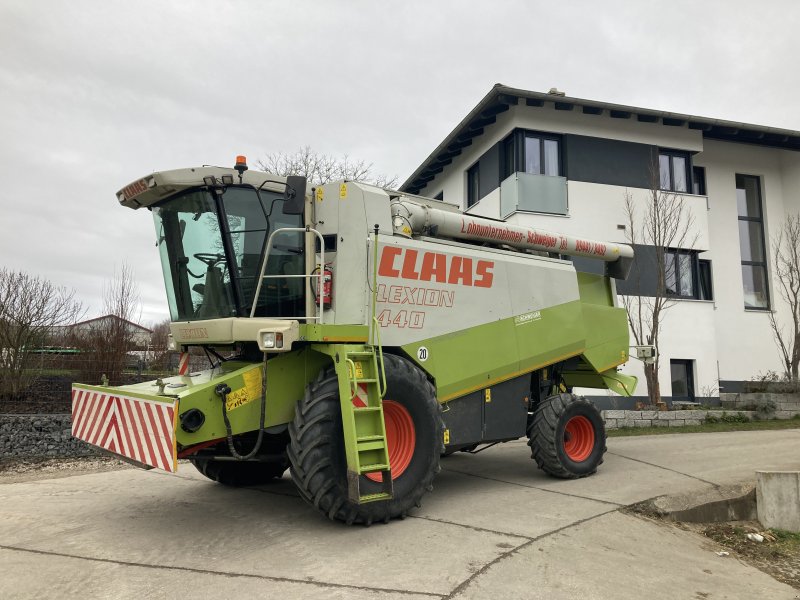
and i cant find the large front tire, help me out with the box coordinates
[528,393,606,479]
[288,354,443,524]
[190,456,288,486]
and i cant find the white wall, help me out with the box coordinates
[506,181,714,400]
[413,100,799,393]
[614,299,718,398]
[505,181,709,251]
[696,140,796,382]
[419,99,703,208]
[464,187,501,219]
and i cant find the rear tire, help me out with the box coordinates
[288,354,443,524]
[527,393,606,479]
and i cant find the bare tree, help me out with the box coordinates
[149,318,173,371]
[74,263,142,385]
[769,213,800,381]
[0,268,84,400]
[622,167,697,405]
[257,146,398,188]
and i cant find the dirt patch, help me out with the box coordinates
[0,456,132,483]
[627,503,800,591]
[698,522,800,590]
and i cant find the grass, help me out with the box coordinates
[607,416,800,437]
[771,528,800,542]
[22,368,78,376]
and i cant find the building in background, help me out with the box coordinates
[401,85,800,406]
[58,315,153,349]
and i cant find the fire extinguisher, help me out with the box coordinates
[318,264,333,308]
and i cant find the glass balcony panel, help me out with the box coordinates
[500,172,568,217]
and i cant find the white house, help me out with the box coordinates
[400,85,800,406]
[59,315,153,349]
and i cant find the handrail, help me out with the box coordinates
[345,358,359,400]
[249,226,325,322]
[372,317,387,398]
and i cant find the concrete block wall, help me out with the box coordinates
[720,393,800,420]
[602,409,756,430]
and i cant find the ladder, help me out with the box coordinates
[329,343,392,504]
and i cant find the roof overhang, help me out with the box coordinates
[400,84,800,194]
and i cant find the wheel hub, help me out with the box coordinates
[563,415,595,462]
[365,400,415,482]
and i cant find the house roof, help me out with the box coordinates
[69,315,153,333]
[401,84,800,194]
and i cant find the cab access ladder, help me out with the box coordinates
[315,343,392,504]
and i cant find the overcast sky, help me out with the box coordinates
[1,0,798,325]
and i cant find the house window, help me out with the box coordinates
[664,249,713,300]
[500,129,562,180]
[524,132,561,176]
[698,259,713,301]
[670,359,695,401]
[736,174,769,309]
[692,166,706,195]
[467,163,480,208]
[659,150,690,192]
[501,135,516,180]
[665,249,694,298]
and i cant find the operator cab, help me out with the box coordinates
[117,160,308,322]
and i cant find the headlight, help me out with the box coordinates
[262,332,283,349]
[256,321,298,353]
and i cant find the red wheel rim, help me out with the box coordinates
[365,400,415,482]
[563,415,595,462]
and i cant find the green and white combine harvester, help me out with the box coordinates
[72,156,638,524]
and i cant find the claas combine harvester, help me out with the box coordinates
[72,156,639,524]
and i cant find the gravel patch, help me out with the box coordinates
[0,456,132,484]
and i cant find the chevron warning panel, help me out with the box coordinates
[71,387,178,472]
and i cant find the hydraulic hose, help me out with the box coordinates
[214,355,267,460]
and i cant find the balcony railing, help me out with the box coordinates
[500,172,568,218]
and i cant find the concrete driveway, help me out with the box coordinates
[1,429,799,599]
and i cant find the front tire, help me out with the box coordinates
[288,354,443,524]
[527,393,606,479]
[190,456,288,486]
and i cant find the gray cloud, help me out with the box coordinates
[1,0,798,324]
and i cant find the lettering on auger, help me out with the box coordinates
[526,231,559,249]
[575,239,608,256]
[460,219,525,244]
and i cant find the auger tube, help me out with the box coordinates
[390,197,633,278]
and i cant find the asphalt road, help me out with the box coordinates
[2,429,800,599]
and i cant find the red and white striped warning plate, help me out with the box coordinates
[178,352,189,376]
[352,382,369,408]
[71,387,178,472]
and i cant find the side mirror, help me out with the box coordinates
[282,176,307,215]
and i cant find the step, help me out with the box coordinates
[359,492,392,503]
[346,351,377,357]
[359,463,390,473]
[357,440,387,452]
[356,434,385,442]
[353,406,382,412]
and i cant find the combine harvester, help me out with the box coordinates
[72,156,639,524]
